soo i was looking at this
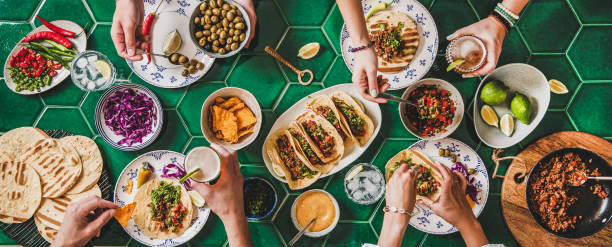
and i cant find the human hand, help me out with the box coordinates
[385,164,418,213]
[352,47,390,103]
[111,0,147,61]
[233,0,256,48]
[191,143,245,221]
[448,16,508,78]
[51,196,117,247]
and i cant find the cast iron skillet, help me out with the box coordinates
[525,147,612,238]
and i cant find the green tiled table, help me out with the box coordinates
[1,0,611,246]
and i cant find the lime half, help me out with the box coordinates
[500,114,514,137]
[297,42,320,59]
[163,29,182,54]
[93,60,111,80]
[548,79,569,94]
[188,190,206,208]
[345,165,363,181]
[446,59,465,72]
[366,2,391,20]
[480,105,499,128]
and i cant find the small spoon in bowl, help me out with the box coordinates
[569,171,612,186]
[288,218,316,246]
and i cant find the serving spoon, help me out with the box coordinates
[377,93,418,108]
[569,171,612,186]
[288,218,316,246]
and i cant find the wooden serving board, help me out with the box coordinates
[501,131,612,247]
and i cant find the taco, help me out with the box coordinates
[296,110,344,164]
[385,149,443,201]
[132,177,194,240]
[307,95,355,149]
[366,10,420,73]
[330,91,375,146]
[265,129,320,190]
[288,122,336,174]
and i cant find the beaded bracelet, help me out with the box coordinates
[491,10,512,31]
[496,3,519,20]
[383,205,416,216]
[349,43,372,53]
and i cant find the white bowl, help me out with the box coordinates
[290,189,340,238]
[200,87,262,150]
[473,63,550,148]
[399,78,464,140]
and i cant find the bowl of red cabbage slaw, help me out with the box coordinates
[95,83,163,151]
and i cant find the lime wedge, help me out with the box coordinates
[179,167,200,183]
[272,164,285,178]
[163,29,182,55]
[188,190,206,208]
[480,105,499,128]
[548,79,569,94]
[93,60,111,80]
[366,2,391,20]
[500,114,514,137]
[346,165,363,181]
[297,42,320,59]
[446,59,465,72]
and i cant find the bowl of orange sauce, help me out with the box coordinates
[290,189,340,237]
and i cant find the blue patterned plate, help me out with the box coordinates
[127,0,215,88]
[406,138,489,234]
[340,0,438,90]
[114,150,210,247]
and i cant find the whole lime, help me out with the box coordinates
[480,81,508,105]
[511,93,532,124]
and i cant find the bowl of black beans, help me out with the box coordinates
[190,0,250,58]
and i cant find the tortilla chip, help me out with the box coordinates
[211,106,226,132]
[235,107,257,130]
[218,97,242,109]
[125,179,133,194]
[219,109,239,143]
[114,202,136,227]
[238,125,255,139]
[215,97,226,104]
[228,102,245,113]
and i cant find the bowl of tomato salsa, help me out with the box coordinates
[399,78,464,140]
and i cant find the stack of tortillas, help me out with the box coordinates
[0,127,104,243]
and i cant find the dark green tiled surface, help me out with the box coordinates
[1,0,612,246]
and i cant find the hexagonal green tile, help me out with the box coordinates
[190,213,228,247]
[40,80,86,106]
[478,196,519,246]
[248,0,287,53]
[237,110,276,164]
[80,90,103,135]
[325,170,379,221]
[277,28,335,83]
[0,231,16,245]
[371,139,418,172]
[568,26,612,81]
[276,0,334,26]
[420,233,465,247]
[92,220,131,246]
[248,222,284,246]
[448,116,479,148]
[323,4,342,54]
[94,136,139,183]
[201,56,237,82]
[240,165,288,214]
[325,223,378,247]
[529,55,580,109]
[177,82,225,135]
[129,75,188,108]
[477,143,522,194]
[430,0,479,48]
[568,83,612,137]
[370,199,426,246]
[0,23,32,77]
[183,136,210,154]
[36,107,93,137]
[84,0,115,22]
[518,0,579,53]
[379,100,419,139]
[35,0,94,33]
[0,82,44,131]
[274,83,323,114]
[497,29,530,66]
[468,0,497,19]
[323,57,351,88]
[137,110,191,153]
[519,111,575,147]
[272,195,326,247]
[226,55,286,109]
[88,24,132,80]
[569,0,612,24]
[0,0,40,21]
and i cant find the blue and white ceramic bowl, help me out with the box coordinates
[244,177,278,220]
[407,138,489,234]
[114,150,210,247]
[95,83,163,151]
[127,0,215,88]
[340,0,439,90]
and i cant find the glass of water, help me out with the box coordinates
[70,50,116,91]
[344,163,386,205]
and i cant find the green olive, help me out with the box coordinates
[195,31,203,38]
[230,42,238,51]
[219,38,226,45]
[211,15,219,23]
[212,46,219,52]
[233,16,243,23]
[229,22,234,29]
[203,24,211,30]
[199,37,207,47]
[231,4,236,9]
[212,40,219,47]
[232,34,239,42]
[216,23,222,28]
[200,2,207,11]
[222,3,230,10]
[212,8,220,16]
[170,53,179,63]
[235,22,244,30]
[438,148,445,156]
[210,33,218,40]
[196,62,204,70]
[183,62,190,68]
[189,66,197,74]
[444,149,450,157]
[226,37,233,44]
[217,0,222,7]
[236,10,242,17]
[178,55,188,64]
[218,48,226,54]
[189,59,198,65]
[200,10,205,15]
[219,30,227,39]
[239,33,246,41]
[450,154,457,163]
[204,15,211,24]
[182,69,189,77]
[209,0,216,8]
[203,30,211,36]
[222,9,227,16]
[468,168,476,175]
[222,18,229,27]
[210,25,217,33]
[200,17,206,25]
[216,28,222,34]
[194,17,200,24]
[207,36,213,42]
[226,11,235,21]
[205,9,212,15]
[229,29,235,36]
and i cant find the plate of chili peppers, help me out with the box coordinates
[3,18,86,95]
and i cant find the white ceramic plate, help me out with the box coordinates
[114,150,210,247]
[407,138,489,234]
[200,87,262,150]
[473,63,550,148]
[399,78,464,140]
[262,83,382,183]
[95,83,163,151]
[3,20,86,95]
[127,0,215,88]
[340,0,438,90]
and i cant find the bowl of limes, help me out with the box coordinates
[473,63,550,148]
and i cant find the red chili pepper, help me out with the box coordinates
[36,15,75,37]
[21,31,72,49]
[142,1,164,36]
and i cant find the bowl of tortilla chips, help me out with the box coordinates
[201,87,262,150]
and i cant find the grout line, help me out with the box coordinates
[271,0,290,28]
[465,0,481,21]
[80,0,97,24]
[32,105,48,127]
[417,233,429,247]
[564,0,583,26]
[78,107,96,137]
[271,82,290,112]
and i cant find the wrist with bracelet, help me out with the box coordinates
[490,3,519,32]
[383,205,416,216]
[349,42,372,53]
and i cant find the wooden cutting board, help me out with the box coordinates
[501,131,612,247]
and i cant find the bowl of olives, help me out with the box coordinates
[190,0,251,58]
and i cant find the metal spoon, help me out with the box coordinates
[570,171,612,186]
[288,218,316,246]
[377,93,418,107]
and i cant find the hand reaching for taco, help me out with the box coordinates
[385,149,443,201]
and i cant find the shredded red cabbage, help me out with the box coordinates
[103,88,157,146]
[451,162,479,204]
[161,163,191,189]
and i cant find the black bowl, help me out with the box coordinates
[243,177,277,220]
[525,147,612,238]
